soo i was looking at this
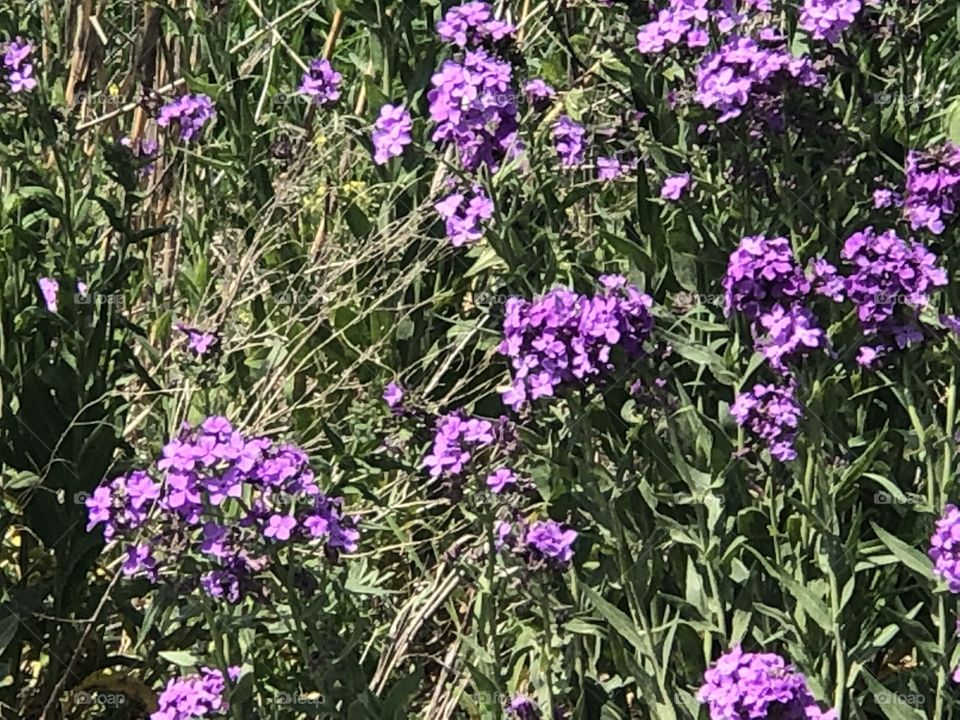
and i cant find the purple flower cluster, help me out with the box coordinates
[428,48,520,172]
[86,416,359,602]
[754,304,826,371]
[507,694,540,719]
[904,142,960,235]
[873,187,902,210]
[3,38,36,93]
[435,185,494,246]
[731,381,802,461]
[929,504,960,592]
[597,156,637,182]
[495,518,577,570]
[552,115,586,168]
[383,382,404,412]
[523,78,555,111]
[152,667,237,720]
[298,58,342,106]
[372,104,413,164]
[724,235,830,372]
[635,0,770,55]
[485,467,517,493]
[840,227,947,365]
[499,276,656,411]
[176,323,219,357]
[437,1,515,48]
[799,0,862,43]
[695,37,822,124]
[157,94,216,142]
[698,646,837,720]
[423,412,495,478]
[661,172,691,200]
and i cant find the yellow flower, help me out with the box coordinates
[342,180,367,196]
[313,133,328,149]
[108,83,120,97]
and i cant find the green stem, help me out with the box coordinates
[935,594,947,720]
[539,588,556,718]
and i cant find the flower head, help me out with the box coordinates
[373,104,413,164]
[523,520,577,568]
[698,646,837,720]
[157,94,216,142]
[299,58,342,106]
[552,115,586,168]
[661,172,691,200]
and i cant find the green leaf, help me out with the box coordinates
[158,650,198,667]
[870,522,933,578]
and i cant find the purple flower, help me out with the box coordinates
[38,278,59,312]
[383,382,404,409]
[597,156,637,181]
[85,470,158,541]
[698,646,837,720]
[423,411,495,479]
[507,694,540,719]
[123,543,158,581]
[264,514,297,541]
[873,187,902,210]
[930,504,960,592]
[373,103,413,164]
[523,78,555,111]
[86,417,359,603]
[157,94,216,142]
[806,257,845,302]
[428,49,521,172]
[299,58,342,106]
[731,381,802,461]
[840,226,947,363]
[176,323,219,357]
[435,185,494,246]
[800,0,862,43]
[660,172,690,200]
[695,36,822,125]
[635,0,770,55]
[755,304,828,372]
[523,520,577,568]
[723,235,812,320]
[437,2,516,47]
[552,115,586,168]
[499,278,655,411]
[904,142,960,234]
[494,519,518,550]
[485,467,517,493]
[3,38,36,94]
[151,667,230,720]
